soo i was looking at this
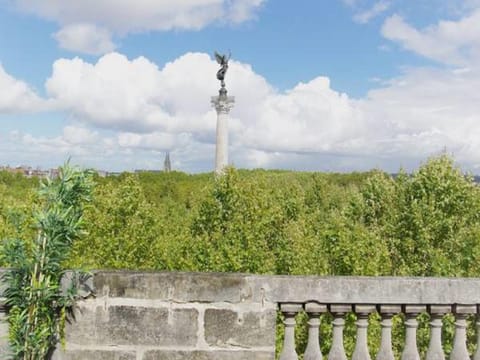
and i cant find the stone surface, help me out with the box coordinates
[142,350,274,360]
[93,271,251,303]
[260,276,480,304]
[52,350,136,360]
[64,303,99,344]
[7,270,480,305]
[67,304,198,346]
[204,308,276,348]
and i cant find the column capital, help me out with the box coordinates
[211,95,235,113]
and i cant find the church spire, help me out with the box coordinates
[164,151,171,172]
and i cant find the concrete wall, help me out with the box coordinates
[3,270,480,359]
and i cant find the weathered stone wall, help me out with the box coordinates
[52,271,277,360]
[3,269,480,359]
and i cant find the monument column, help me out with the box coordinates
[212,51,234,175]
[211,87,234,174]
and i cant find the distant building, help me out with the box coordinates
[164,152,171,172]
[134,169,162,174]
[0,165,59,179]
[96,170,108,178]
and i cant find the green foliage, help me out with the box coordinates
[0,183,37,267]
[68,174,159,269]
[189,168,300,274]
[2,164,93,359]
[352,155,480,276]
[67,173,192,270]
[4,155,479,278]
[2,155,480,358]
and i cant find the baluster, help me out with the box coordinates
[279,303,302,360]
[401,305,425,360]
[450,305,475,360]
[352,305,375,360]
[426,305,450,360]
[376,305,401,360]
[473,306,480,360]
[328,305,351,360]
[304,303,327,360]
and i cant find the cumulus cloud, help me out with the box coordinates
[360,66,480,167]
[45,52,272,138]
[382,9,480,65]
[353,1,391,24]
[46,53,170,132]
[0,64,47,113]
[117,132,191,151]
[6,48,480,172]
[5,126,104,165]
[62,125,99,145]
[2,125,213,172]
[12,0,265,54]
[53,23,115,55]
[242,77,365,154]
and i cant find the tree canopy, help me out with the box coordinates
[1,155,479,278]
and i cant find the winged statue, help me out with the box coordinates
[214,51,230,87]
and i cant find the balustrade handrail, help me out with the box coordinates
[2,268,480,305]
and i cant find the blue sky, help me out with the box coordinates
[1,0,480,173]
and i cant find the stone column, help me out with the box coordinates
[426,305,449,360]
[279,303,302,360]
[211,87,234,175]
[450,305,475,360]
[352,305,375,360]
[304,302,327,360]
[402,306,425,360]
[376,305,401,360]
[328,305,350,360]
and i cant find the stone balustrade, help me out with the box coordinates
[1,269,480,359]
[275,276,480,360]
[278,303,479,360]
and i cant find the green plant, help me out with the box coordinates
[2,163,93,359]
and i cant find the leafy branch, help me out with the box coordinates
[2,163,94,359]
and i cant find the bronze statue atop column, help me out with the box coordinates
[214,51,230,90]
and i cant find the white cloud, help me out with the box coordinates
[2,125,213,172]
[45,52,272,139]
[0,64,47,113]
[6,49,480,172]
[62,125,99,145]
[228,0,264,22]
[382,9,480,65]
[353,1,390,24]
[359,66,480,167]
[117,132,189,151]
[46,53,169,132]
[241,77,366,154]
[53,23,115,55]
[13,0,265,54]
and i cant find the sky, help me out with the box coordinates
[1,0,480,173]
